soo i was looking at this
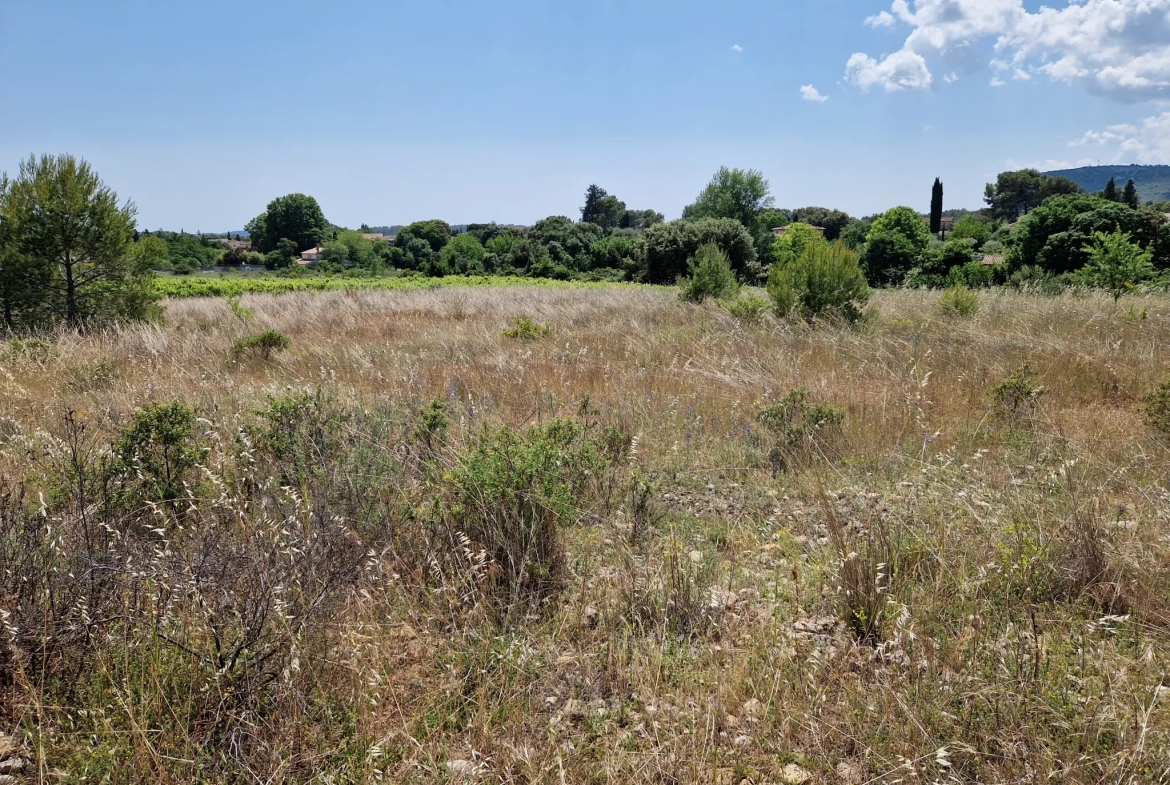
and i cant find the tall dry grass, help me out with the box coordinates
[0,285,1169,783]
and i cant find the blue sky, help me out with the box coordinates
[1,0,1167,230]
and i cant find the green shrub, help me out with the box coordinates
[502,317,552,340]
[755,389,845,473]
[232,329,291,360]
[254,389,347,484]
[679,243,739,303]
[722,291,771,324]
[937,284,980,317]
[1145,379,1170,435]
[226,295,253,323]
[1075,229,1154,301]
[439,419,612,615]
[990,364,1047,420]
[767,240,870,322]
[114,401,200,504]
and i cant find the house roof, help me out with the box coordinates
[981,254,1005,266]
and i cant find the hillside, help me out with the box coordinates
[1043,164,1170,203]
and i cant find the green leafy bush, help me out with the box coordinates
[679,243,739,303]
[438,419,612,614]
[937,284,980,317]
[232,329,291,360]
[502,317,552,340]
[755,389,845,473]
[722,291,771,324]
[114,401,200,504]
[767,240,870,322]
[1074,229,1154,301]
[990,364,1048,420]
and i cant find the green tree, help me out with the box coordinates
[0,154,155,327]
[916,237,976,286]
[1123,179,1140,209]
[771,223,826,265]
[930,178,944,235]
[588,235,641,277]
[438,232,487,275]
[1076,229,1153,301]
[643,217,758,284]
[983,169,1084,221]
[394,220,451,253]
[1102,177,1118,202]
[860,206,931,287]
[619,208,664,231]
[950,214,993,247]
[679,243,739,303]
[787,207,852,241]
[1008,194,1164,274]
[768,241,870,322]
[247,193,328,254]
[682,167,775,229]
[135,235,170,269]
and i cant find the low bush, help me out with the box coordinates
[502,317,552,340]
[114,401,200,505]
[722,291,771,324]
[755,389,845,473]
[937,284,980,317]
[990,363,1047,420]
[232,329,291,360]
[432,418,613,618]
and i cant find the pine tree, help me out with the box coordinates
[580,185,608,225]
[930,178,944,235]
[1103,177,1118,202]
[1123,179,1139,209]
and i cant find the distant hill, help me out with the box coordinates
[1043,164,1170,204]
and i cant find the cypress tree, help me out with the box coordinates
[930,178,944,235]
[1123,179,1139,209]
[1103,177,1118,202]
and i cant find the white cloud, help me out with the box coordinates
[1070,111,1170,163]
[800,84,829,103]
[845,0,1170,101]
[943,71,959,83]
[845,49,933,92]
[865,11,898,28]
[730,44,743,53]
[990,76,1006,87]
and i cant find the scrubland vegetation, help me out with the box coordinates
[2,284,1170,783]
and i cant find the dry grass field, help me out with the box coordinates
[2,284,1170,784]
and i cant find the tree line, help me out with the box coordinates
[3,152,1170,329]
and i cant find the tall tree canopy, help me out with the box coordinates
[682,167,775,230]
[860,206,932,287]
[1123,179,1140,209]
[246,193,329,253]
[643,217,758,284]
[930,178,943,235]
[1008,194,1167,274]
[787,207,853,242]
[1103,177,1119,202]
[579,185,626,230]
[0,154,154,327]
[983,169,1083,222]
